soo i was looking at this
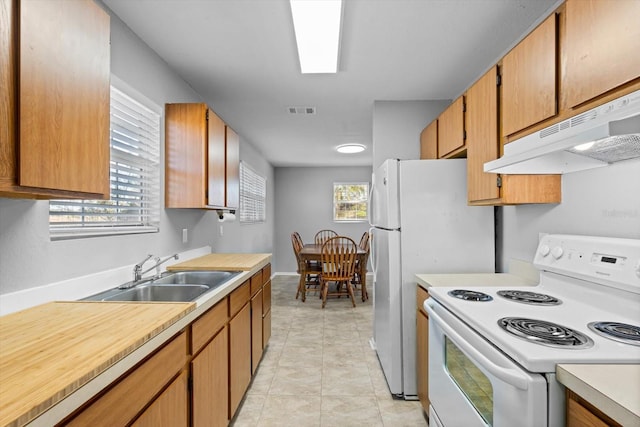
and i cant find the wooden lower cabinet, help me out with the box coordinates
[416,286,430,413]
[229,302,251,417]
[192,326,229,427]
[132,371,188,427]
[566,390,621,427]
[63,332,188,426]
[262,278,272,348]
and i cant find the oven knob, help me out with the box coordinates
[551,246,564,260]
[539,245,550,257]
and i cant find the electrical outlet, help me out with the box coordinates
[182,228,188,243]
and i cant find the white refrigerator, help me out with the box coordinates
[369,159,495,399]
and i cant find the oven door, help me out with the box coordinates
[425,298,548,427]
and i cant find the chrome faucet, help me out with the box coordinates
[152,253,179,278]
[133,254,155,282]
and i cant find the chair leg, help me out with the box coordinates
[346,281,356,307]
[321,280,328,308]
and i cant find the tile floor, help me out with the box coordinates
[231,275,428,427]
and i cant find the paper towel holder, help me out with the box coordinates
[216,209,236,222]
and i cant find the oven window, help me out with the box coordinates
[445,337,494,425]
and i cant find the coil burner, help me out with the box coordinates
[498,317,593,349]
[588,322,640,347]
[447,289,493,302]
[497,290,562,306]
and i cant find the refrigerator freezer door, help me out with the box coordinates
[371,159,400,229]
[371,227,403,396]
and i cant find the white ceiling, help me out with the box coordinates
[102,0,558,167]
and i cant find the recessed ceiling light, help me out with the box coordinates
[336,144,365,154]
[290,0,343,74]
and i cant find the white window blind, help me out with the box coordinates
[49,86,161,239]
[239,162,266,223]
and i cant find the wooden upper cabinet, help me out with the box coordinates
[165,103,240,209]
[561,0,640,109]
[0,0,110,199]
[225,125,240,209]
[438,96,465,158]
[466,67,500,203]
[419,120,438,159]
[467,67,561,205]
[207,108,226,208]
[502,13,557,138]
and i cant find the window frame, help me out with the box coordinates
[333,182,369,223]
[48,78,162,240]
[239,161,267,224]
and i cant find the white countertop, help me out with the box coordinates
[557,364,640,426]
[416,272,537,289]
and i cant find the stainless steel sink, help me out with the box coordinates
[82,270,241,302]
[154,270,240,286]
[102,284,210,302]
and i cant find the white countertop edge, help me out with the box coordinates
[415,272,537,289]
[25,256,271,426]
[557,364,640,427]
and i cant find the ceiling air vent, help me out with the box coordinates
[288,106,316,115]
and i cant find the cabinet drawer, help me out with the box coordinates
[262,264,271,283]
[131,370,188,427]
[416,286,430,315]
[250,270,262,296]
[191,298,228,355]
[66,331,188,426]
[230,280,250,317]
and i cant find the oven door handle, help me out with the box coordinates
[427,303,530,391]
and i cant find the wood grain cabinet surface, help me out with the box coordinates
[566,390,622,427]
[466,66,561,205]
[165,103,240,209]
[501,13,557,138]
[561,0,640,110]
[416,286,430,413]
[437,96,465,158]
[192,325,229,427]
[132,371,189,427]
[419,120,438,159]
[0,0,110,199]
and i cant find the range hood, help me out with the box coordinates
[484,89,640,174]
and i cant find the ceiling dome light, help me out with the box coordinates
[336,144,365,154]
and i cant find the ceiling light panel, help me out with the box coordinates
[290,0,343,74]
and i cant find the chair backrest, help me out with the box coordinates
[293,231,304,248]
[358,231,370,252]
[321,236,357,280]
[291,232,303,273]
[315,229,338,245]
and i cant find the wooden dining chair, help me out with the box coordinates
[314,229,338,246]
[352,231,370,301]
[291,232,321,301]
[320,236,358,308]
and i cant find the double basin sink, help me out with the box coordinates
[83,270,241,303]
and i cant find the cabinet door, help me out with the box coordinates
[438,97,465,158]
[466,67,500,203]
[251,288,263,374]
[229,303,251,418]
[132,371,188,427]
[207,108,226,208]
[502,13,557,137]
[562,0,640,109]
[19,0,110,195]
[225,126,240,209]
[0,0,16,192]
[419,121,438,159]
[165,103,208,208]
[192,326,229,427]
[416,286,430,413]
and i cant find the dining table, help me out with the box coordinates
[297,243,368,303]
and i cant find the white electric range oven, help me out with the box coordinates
[425,234,640,427]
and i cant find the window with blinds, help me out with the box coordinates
[333,182,369,222]
[49,86,161,239]
[239,162,266,223]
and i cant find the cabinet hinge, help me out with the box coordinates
[463,130,467,141]
[462,102,467,113]
[497,175,503,188]
[496,74,502,86]
[205,109,209,120]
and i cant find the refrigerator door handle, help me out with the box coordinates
[369,226,377,280]
[368,172,375,227]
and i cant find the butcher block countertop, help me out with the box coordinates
[0,301,194,427]
[557,364,640,426]
[167,253,271,271]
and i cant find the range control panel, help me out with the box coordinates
[534,234,640,293]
